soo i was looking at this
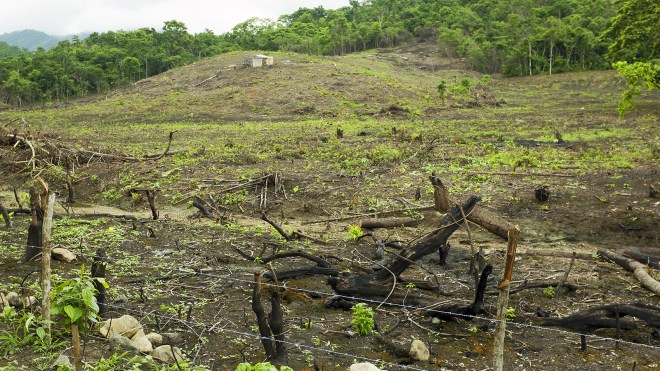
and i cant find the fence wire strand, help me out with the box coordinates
[1,239,659,359]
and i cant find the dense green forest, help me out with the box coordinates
[0,41,28,58]
[0,0,656,106]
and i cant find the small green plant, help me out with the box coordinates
[351,303,375,335]
[0,306,54,357]
[437,79,447,106]
[84,351,144,370]
[234,362,293,371]
[346,224,363,241]
[543,286,556,299]
[51,265,108,331]
[51,264,108,370]
[505,307,516,321]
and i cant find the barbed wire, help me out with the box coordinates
[1,240,660,352]
[100,302,433,371]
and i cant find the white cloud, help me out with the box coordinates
[0,0,348,35]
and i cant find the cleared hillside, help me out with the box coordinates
[0,41,659,370]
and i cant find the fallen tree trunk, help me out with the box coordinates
[542,302,660,331]
[598,249,660,296]
[327,196,480,306]
[431,175,514,240]
[520,248,594,261]
[623,250,660,270]
[360,217,420,229]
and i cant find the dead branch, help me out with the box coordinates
[623,250,660,270]
[360,217,420,229]
[192,201,213,219]
[542,302,660,332]
[143,131,179,160]
[252,273,287,365]
[193,74,218,87]
[431,175,515,240]
[556,251,576,290]
[427,264,493,321]
[598,250,660,296]
[144,190,158,220]
[495,280,578,295]
[303,205,434,225]
[519,248,594,260]
[233,246,342,279]
[261,212,293,241]
[8,134,36,170]
[143,149,189,159]
[327,196,481,306]
[260,212,327,245]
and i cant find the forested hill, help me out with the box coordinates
[0,30,75,51]
[0,0,655,106]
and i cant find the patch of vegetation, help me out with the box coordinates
[351,303,375,335]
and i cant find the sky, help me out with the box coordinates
[0,0,350,36]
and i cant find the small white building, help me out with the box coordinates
[245,54,274,67]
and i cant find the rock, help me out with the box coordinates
[409,339,430,361]
[109,333,139,354]
[52,247,77,262]
[161,332,183,345]
[130,329,153,353]
[6,292,38,309]
[100,315,142,338]
[24,296,39,309]
[114,294,129,304]
[6,292,20,307]
[0,292,9,308]
[146,332,163,347]
[151,345,185,364]
[51,355,72,370]
[349,363,382,371]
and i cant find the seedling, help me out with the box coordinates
[506,307,516,321]
[351,303,375,335]
[347,224,363,241]
[543,286,556,299]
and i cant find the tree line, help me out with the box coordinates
[0,0,655,106]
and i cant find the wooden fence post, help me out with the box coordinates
[41,192,55,342]
[493,226,520,371]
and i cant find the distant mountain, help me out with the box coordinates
[0,29,89,51]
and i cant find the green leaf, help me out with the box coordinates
[82,288,94,306]
[36,327,46,340]
[96,277,110,288]
[235,363,252,371]
[64,305,83,323]
[254,363,278,371]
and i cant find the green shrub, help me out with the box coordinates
[351,303,375,335]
